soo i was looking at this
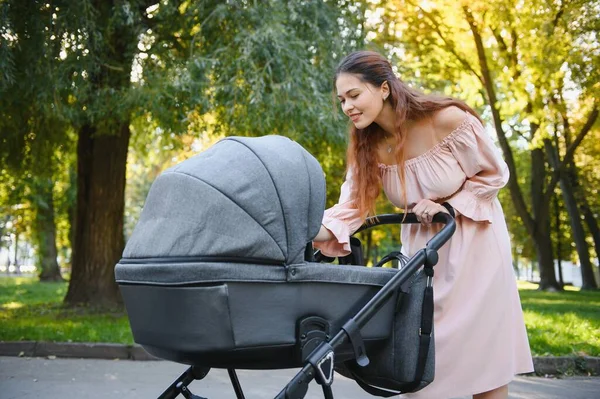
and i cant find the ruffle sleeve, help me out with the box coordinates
[313,168,366,257]
[446,116,509,223]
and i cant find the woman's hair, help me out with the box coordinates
[334,50,481,218]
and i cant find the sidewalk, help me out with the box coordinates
[2,356,600,399]
[1,341,598,376]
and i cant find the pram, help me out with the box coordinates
[115,135,455,399]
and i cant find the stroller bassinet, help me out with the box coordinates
[115,135,455,398]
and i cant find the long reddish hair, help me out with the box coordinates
[335,51,481,218]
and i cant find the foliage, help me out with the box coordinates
[0,0,78,276]
[128,0,368,209]
[1,1,367,301]
[370,0,600,278]
[136,1,364,141]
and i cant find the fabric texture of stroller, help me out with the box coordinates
[115,135,455,398]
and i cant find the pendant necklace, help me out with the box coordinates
[386,136,393,154]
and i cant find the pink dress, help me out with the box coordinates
[314,113,534,398]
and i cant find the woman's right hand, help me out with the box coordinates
[412,199,449,225]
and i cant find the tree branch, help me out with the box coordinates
[507,122,530,142]
[491,27,508,53]
[405,0,484,85]
[463,6,535,236]
[552,1,565,29]
[542,106,599,207]
[491,26,521,81]
[101,63,125,72]
[509,28,519,74]
[562,106,599,169]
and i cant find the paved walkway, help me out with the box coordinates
[1,356,599,399]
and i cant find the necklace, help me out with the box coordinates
[386,136,394,154]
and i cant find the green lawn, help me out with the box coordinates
[0,277,133,344]
[517,281,600,357]
[1,277,598,356]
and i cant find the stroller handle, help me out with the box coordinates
[356,210,455,231]
[354,204,456,252]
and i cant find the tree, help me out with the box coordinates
[2,0,366,306]
[30,178,63,281]
[373,0,599,290]
[137,0,367,197]
[574,121,600,281]
[1,0,75,282]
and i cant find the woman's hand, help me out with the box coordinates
[412,199,449,225]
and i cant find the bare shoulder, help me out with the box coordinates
[432,105,469,141]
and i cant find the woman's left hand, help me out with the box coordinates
[412,199,449,225]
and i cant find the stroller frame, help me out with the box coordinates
[157,210,456,399]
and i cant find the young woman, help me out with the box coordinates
[313,51,534,399]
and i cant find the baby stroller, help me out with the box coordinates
[115,135,455,398]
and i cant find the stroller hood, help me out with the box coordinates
[122,135,326,265]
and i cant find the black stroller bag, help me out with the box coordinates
[335,266,435,396]
[115,135,455,398]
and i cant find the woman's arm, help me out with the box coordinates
[313,168,366,256]
[314,225,334,242]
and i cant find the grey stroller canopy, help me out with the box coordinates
[122,135,326,267]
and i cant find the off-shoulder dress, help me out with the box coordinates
[314,112,534,398]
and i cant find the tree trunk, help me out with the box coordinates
[581,201,600,267]
[0,216,7,273]
[531,148,560,290]
[364,230,372,266]
[67,165,77,269]
[13,231,20,274]
[559,170,597,289]
[34,178,63,282]
[571,170,600,289]
[568,167,600,289]
[512,245,520,278]
[64,1,140,307]
[554,195,564,288]
[533,227,556,288]
[545,140,598,289]
[64,122,130,307]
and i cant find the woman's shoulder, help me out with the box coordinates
[431,106,471,142]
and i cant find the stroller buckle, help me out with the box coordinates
[307,343,335,387]
[316,350,335,386]
[419,327,432,337]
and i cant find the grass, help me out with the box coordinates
[0,276,133,344]
[517,281,600,357]
[0,277,598,356]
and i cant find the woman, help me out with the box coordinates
[313,51,534,399]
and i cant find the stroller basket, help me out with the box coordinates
[115,136,456,398]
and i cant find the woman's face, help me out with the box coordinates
[336,72,387,130]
